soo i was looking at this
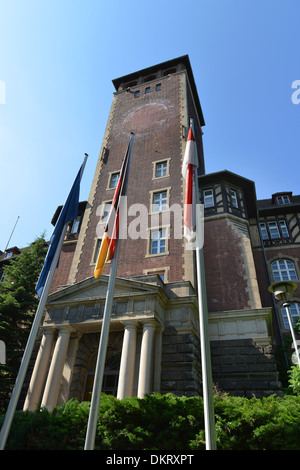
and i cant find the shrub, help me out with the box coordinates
[288,366,300,395]
[1,393,300,450]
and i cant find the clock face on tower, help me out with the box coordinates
[114,98,176,140]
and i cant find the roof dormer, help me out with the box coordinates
[272,192,292,205]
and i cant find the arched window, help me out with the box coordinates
[84,346,121,400]
[271,259,298,282]
[281,302,300,329]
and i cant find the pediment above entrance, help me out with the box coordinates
[44,275,168,330]
[47,275,162,304]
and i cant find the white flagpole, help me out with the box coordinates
[190,118,216,450]
[0,154,88,450]
[84,134,134,451]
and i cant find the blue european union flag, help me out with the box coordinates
[36,163,83,298]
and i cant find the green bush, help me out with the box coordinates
[288,366,300,395]
[1,393,300,450]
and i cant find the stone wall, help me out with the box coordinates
[160,328,282,398]
[210,339,282,397]
[160,326,201,396]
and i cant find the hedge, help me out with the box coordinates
[1,393,300,450]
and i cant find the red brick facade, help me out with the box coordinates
[73,57,205,286]
[49,242,77,294]
[204,218,250,312]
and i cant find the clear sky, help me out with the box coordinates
[1,0,300,251]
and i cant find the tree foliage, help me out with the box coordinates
[0,236,47,412]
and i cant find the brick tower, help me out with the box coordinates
[67,55,205,288]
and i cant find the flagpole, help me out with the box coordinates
[84,134,134,451]
[0,154,88,451]
[190,118,216,450]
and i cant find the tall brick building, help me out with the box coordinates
[23,56,300,411]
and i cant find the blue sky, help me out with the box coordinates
[1,0,300,251]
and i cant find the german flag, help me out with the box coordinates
[94,134,134,280]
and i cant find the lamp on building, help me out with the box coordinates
[268,281,300,368]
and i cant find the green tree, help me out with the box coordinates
[0,236,47,413]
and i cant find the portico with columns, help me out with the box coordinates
[23,274,201,411]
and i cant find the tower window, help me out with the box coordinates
[109,172,120,189]
[152,191,168,212]
[101,202,112,223]
[150,229,166,255]
[163,68,176,76]
[126,80,138,88]
[144,74,156,83]
[93,238,102,263]
[155,161,167,178]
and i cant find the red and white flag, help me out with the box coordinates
[182,124,198,241]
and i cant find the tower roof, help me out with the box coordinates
[112,55,205,127]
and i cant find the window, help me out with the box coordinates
[259,222,269,240]
[230,189,238,208]
[268,221,280,239]
[152,191,168,212]
[156,83,161,91]
[152,159,170,180]
[155,161,167,178]
[277,195,290,205]
[279,220,289,238]
[84,347,121,400]
[126,80,138,88]
[134,90,140,98]
[102,202,112,223]
[281,303,300,329]
[70,216,81,234]
[93,238,102,263]
[109,172,120,189]
[203,189,214,208]
[150,229,166,255]
[145,87,150,94]
[260,220,290,240]
[163,68,176,76]
[144,74,156,83]
[271,259,298,282]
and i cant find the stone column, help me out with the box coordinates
[117,321,137,399]
[59,333,80,404]
[23,328,56,411]
[137,320,156,398]
[153,326,163,393]
[41,326,73,411]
